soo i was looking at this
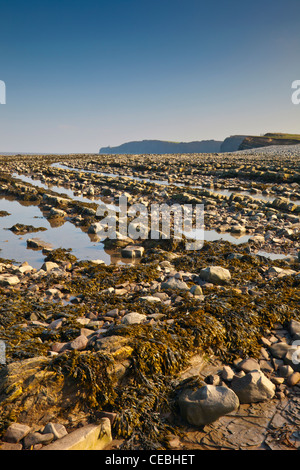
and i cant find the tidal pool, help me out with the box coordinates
[0,196,131,268]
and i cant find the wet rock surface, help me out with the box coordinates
[0,148,299,450]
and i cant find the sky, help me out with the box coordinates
[0,0,300,153]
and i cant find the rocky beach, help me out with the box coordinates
[0,145,299,450]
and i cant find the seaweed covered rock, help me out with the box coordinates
[0,348,132,436]
[178,384,239,426]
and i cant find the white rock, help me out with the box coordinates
[41,262,59,272]
[121,312,147,325]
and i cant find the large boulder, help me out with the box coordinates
[178,385,239,426]
[230,370,275,404]
[199,266,231,285]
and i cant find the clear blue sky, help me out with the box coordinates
[0,0,300,153]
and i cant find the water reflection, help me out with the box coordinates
[0,196,135,268]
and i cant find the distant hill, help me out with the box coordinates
[99,139,222,155]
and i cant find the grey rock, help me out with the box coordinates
[283,346,300,372]
[3,423,31,443]
[278,364,294,378]
[289,319,300,339]
[41,261,59,272]
[269,342,292,359]
[161,277,189,291]
[23,432,54,449]
[0,275,20,286]
[69,334,88,351]
[190,285,203,295]
[221,366,235,381]
[27,238,53,250]
[178,385,239,426]
[121,245,144,258]
[121,312,147,325]
[43,423,68,440]
[199,266,231,285]
[230,370,275,404]
[237,358,260,373]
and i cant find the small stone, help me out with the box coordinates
[76,317,90,325]
[105,308,119,318]
[275,391,286,400]
[205,374,222,386]
[152,292,169,301]
[289,319,300,339]
[161,277,189,291]
[0,275,20,286]
[221,366,235,381]
[51,342,68,353]
[271,377,285,385]
[3,423,31,443]
[261,337,271,347]
[0,442,23,450]
[283,347,300,372]
[199,266,231,285]
[69,334,88,351]
[43,423,68,440]
[139,296,161,303]
[166,434,181,449]
[48,318,64,330]
[237,358,260,373]
[23,432,54,449]
[230,370,275,404]
[278,364,294,378]
[41,262,59,272]
[121,312,147,325]
[286,372,300,387]
[269,342,292,359]
[272,358,284,370]
[260,347,270,360]
[259,360,274,373]
[98,411,117,425]
[189,285,203,296]
[121,245,144,258]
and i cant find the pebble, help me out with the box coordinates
[286,372,300,387]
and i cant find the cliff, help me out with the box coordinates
[220,135,249,152]
[238,133,300,150]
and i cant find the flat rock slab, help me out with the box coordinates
[41,419,112,451]
[181,396,300,450]
[27,238,53,251]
